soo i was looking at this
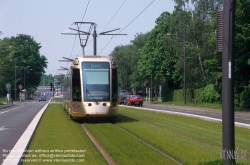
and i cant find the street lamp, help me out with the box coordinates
[167,33,186,105]
[15,60,26,101]
[23,66,32,100]
[23,66,31,90]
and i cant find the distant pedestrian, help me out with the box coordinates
[19,92,22,102]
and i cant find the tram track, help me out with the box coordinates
[80,122,183,165]
[118,112,250,163]
[118,112,222,151]
[80,117,249,164]
[80,123,117,165]
[113,123,183,165]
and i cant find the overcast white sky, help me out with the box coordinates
[0,0,175,75]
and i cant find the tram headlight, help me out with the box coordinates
[103,102,111,106]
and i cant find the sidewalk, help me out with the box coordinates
[143,102,250,119]
[0,98,32,109]
[0,103,14,109]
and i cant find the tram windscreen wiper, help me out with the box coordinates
[86,89,98,104]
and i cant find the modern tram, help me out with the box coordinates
[62,56,118,119]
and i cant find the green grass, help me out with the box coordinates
[21,104,107,165]
[118,106,250,164]
[152,101,250,112]
[21,104,250,164]
[85,123,177,165]
[0,97,7,104]
[52,97,63,102]
[153,101,223,109]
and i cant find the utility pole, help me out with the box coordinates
[183,32,186,105]
[222,1,235,164]
[62,22,126,56]
[15,62,16,101]
[93,25,97,55]
[151,76,153,102]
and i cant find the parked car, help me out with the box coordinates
[126,95,143,107]
[118,92,131,105]
[39,95,46,102]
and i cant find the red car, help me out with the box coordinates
[126,95,143,107]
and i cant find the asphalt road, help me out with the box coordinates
[0,86,53,164]
[37,86,61,100]
[0,100,47,164]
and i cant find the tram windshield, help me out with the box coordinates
[82,62,110,101]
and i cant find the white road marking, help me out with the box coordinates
[0,126,9,132]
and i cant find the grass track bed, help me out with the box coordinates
[84,123,177,165]
[118,107,250,164]
[21,104,250,164]
[120,108,223,149]
[22,104,107,165]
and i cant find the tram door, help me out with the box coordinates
[112,69,118,105]
[72,69,82,101]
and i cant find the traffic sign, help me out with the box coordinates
[19,85,23,90]
[6,83,11,92]
[144,80,149,87]
[6,83,11,89]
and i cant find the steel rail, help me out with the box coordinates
[80,124,116,165]
[114,124,183,165]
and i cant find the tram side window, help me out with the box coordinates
[72,69,81,101]
[112,69,118,101]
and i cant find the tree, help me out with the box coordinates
[0,37,15,95]
[0,34,48,97]
[235,0,250,87]
[128,33,149,93]
[10,34,48,90]
[138,12,181,91]
[110,33,149,94]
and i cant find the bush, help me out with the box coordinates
[200,84,221,103]
[194,88,203,102]
[239,87,250,108]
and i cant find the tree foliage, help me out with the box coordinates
[138,12,181,92]
[110,33,149,94]
[200,84,220,103]
[235,0,250,86]
[110,0,250,108]
[239,86,250,108]
[0,34,48,97]
[0,38,14,95]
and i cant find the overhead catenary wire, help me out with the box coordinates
[98,0,155,55]
[68,0,127,56]
[79,0,91,55]
[70,0,91,58]
[81,0,91,22]
[100,0,127,35]
[94,0,127,50]
[64,0,91,70]
[69,36,77,59]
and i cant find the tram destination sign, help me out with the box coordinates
[83,62,109,69]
